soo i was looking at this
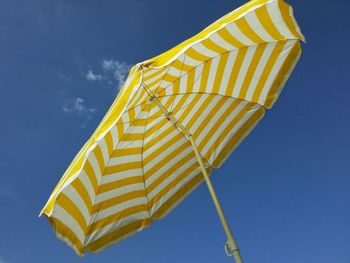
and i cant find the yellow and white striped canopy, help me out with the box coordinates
[41,0,304,255]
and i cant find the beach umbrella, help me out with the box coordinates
[40,0,304,261]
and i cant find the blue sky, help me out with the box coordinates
[0,0,349,262]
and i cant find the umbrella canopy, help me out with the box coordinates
[41,0,304,257]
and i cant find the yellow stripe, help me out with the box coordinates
[265,41,301,107]
[56,193,87,232]
[111,147,142,158]
[143,133,184,165]
[48,217,84,254]
[128,106,135,121]
[186,67,196,93]
[278,0,303,39]
[92,190,146,214]
[199,60,212,92]
[120,133,144,141]
[255,5,285,40]
[186,47,211,62]
[86,204,149,235]
[213,107,265,167]
[238,44,267,99]
[171,93,196,113]
[201,38,228,54]
[83,160,99,193]
[203,103,253,160]
[235,18,265,43]
[144,141,191,180]
[104,131,114,156]
[217,27,245,48]
[212,52,230,93]
[116,123,124,140]
[143,0,271,67]
[71,178,93,213]
[181,95,213,131]
[85,219,151,252]
[142,67,167,82]
[252,41,286,103]
[93,146,105,174]
[192,96,228,138]
[147,151,195,194]
[197,99,241,152]
[172,58,194,72]
[225,47,248,96]
[98,176,145,194]
[105,161,142,175]
[161,73,178,83]
[144,120,169,143]
[149,161,198,209]
[151,172,204,219]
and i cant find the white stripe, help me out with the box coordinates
[109,125,119,149]
[210,32,238,50]
[179,70,188,93]
[89,152,102,182]
[175,95,207,127]
[98,140,109,166]
[192,64,204,93]
[202,101,247,159]
[108,154,141,166]
[102,168,144,184]
[266,1,295,39]
[53,205,85,243]
[117,140,143,149]
[147,157,197,200]
[145,144,193,186]
[219,51,237,95]
[95,183,145,203]
[79,170,95,203]
[245,42,276,101]
[91,197,148,223]
[205,56,220,93]
[246,11,274,42]
[85,212,149,244]
[258,40,295,105]
[150,166,200,216]
[232,45,257,97]
[183,53,202,67]
[226,22,255,46]
[144,136,187,171]
[143,121,173,146]
[195,98,233,146]
[192,42,220,58]
[211,104,260,163]
[62,185,90,224]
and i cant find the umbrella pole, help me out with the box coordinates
[188,136,244,263]
[148,93,243,262]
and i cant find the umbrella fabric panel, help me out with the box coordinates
[41,66,142,218]
[143,0,303,70]
[40,0,304,256]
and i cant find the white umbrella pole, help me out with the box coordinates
[150,93,243,262]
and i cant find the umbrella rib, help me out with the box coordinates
[140,102,152,219]
[152,39,291,102]
[169,53,186,113]
[83,100,152,244]
[141,82,212,168]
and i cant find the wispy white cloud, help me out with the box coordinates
[102,59,131,89]
[84,59,131,89]
[85,70,102,81]
[62,96,96,128]
[62,97,96,114]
